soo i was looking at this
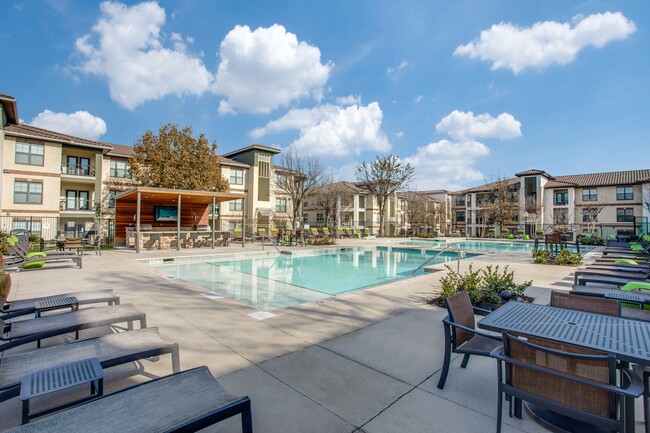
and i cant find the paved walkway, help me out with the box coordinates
[1,239,643,432]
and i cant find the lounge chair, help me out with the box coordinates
[3,253,82,271]
[575,270,650,287]
[492,332,642,433]
[437,291,501,389]
[0,327,179,403]
[256,228,269,243]
[1,289,119,320]
[4,366,252,433]
[0,304,146,352]
[232,228,253,243]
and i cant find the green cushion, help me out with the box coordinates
[23,252,46,269]
[523,235,530,240]
[615,259,638,265]
[507,234,514,239]
[621,282,650,310]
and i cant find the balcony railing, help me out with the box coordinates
[61,163,95,177]
[60,198,91,211]
[554,200,568,206]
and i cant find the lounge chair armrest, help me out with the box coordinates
[442,317,501,341]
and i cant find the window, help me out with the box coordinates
[455,197,465,206]
[582,209,598,222]
[12,220,42,233]
[554,191,568,205]
[15,142,44,166]
[14,181,43,204]
[616,187,633,200]
[258,161,270,178]
[316,213,324,223]
[108,190,119,208]
[617,208,634,222]
[65,156,91,176]
[230,169,243,185]
[229,199,243,211]
[456,211,465,222]
[275,198,287,213]
[303,200,309,208]
[65,190,90,210]
[303,214,309,223]
[582,188,597,202]
[110,160,131,178]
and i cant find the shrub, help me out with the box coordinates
[554,249,583,265]
[439,264,531,307]
[310,237,336,246]
[580,236,604,246]
[531,249,550,264]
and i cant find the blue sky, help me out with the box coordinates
[1,0,648,190]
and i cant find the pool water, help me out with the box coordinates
[149,248,469,311]
[397,239,592,253]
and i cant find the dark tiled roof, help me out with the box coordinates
[218,155,249,168]
[545,169,650,188]
[459,177,520,194]
[222,143,282,157]
[515,169,554,178]
[106,143,134,157]
[5,123,113,149]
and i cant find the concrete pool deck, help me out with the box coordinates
[2,238,644,432]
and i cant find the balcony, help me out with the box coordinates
[61,163,95,177]
[553,200,568,206]
[59,198,92,212]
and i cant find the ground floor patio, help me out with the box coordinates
[2,238,645,432]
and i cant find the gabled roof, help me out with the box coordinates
[4,123,113,150]
[545,169,650,189]
[0,94,18,125]
[222,144,281,158]
[515,169,554,179]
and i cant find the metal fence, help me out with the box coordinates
[0,216,115,247]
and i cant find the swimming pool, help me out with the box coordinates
[148,247,470,311]
[397,239,592,253]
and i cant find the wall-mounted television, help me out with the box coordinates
[154,206,178,222]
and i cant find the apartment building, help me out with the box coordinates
[447,169,650,238]
[0,94,287,241]
[0,94,135,239]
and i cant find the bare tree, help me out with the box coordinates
[309,175,347,228]
[579,200,605,235]
[275,148,324,230]
[355,155,415,236]
[485,177,518,231]
[403,193,428,235]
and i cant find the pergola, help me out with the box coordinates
[115,187,246,252]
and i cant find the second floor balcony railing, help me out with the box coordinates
[62,163,95,177]
[554,199,569,206]
[60,198,91,211]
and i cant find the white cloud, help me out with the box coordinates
[336,94,362,105]
[214,24,333,115]
[75,1,214,109]
[435,110,522,141]
[404,139,490,190]
[251,102,390,157]
[454,12,636,74]
[414,95,423,104]
[386,60,412,79]
[29,110,107,141]
[395,131,404,139]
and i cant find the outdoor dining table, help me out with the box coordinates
[478,300,650,433]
